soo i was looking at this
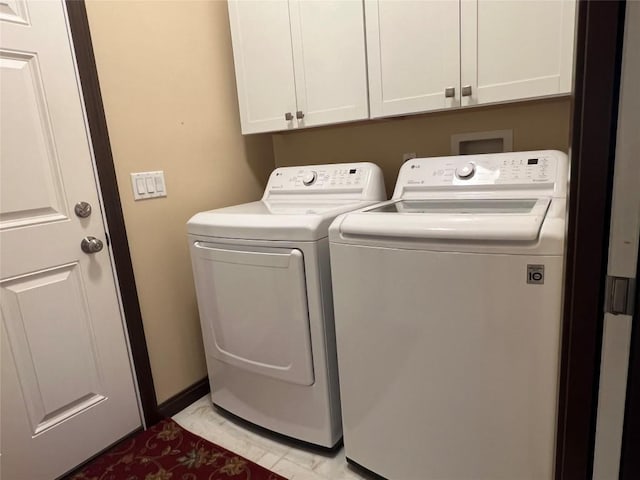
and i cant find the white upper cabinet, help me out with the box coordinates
[366,0,577,118]
[228,1,297,134]
[366,0,461,118]
[228,0,368,134]
[461,0,576,107]
[290,0,368,128]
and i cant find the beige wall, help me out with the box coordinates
[274,98,572,197]
[84,0,572,403]
[85,0,275,403]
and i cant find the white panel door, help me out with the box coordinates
[365,0,461,118]
[289,0,368,127]
[461,0,576,107]
[228,0,298,134]
[0,1,140,479]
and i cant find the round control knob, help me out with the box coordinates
[455,162,476,179]
[302,171,317,186]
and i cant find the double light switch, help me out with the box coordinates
[131,171,167,200]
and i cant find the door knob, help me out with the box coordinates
[444,87,455,98]
[296,110,304,119]
[74,201,92,218]
[81,236,104,254]
[461,85,472,97]
[285,112,293,121]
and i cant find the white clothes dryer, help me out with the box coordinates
[187,163,385,448]
[329,151,568,478]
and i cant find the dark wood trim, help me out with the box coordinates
[555,1,626,478]
[620,249,640,479]
[65,0,160,427]
[62,1,633,474]
[157,377,210,419]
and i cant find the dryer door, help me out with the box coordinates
[191,241,314,386]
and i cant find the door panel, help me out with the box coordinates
[1,264,105,436]
[0,0,29,24]
[462,0,576,106]
[228,0,298,134]
[0,2,140,478]
[192,242,314,386]
[1,51,68,229]
[366,0,460,117]
[289,0,368,126]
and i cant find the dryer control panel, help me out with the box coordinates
[394,151,568,199]
[272,166,364,189]
[265,162,386,200]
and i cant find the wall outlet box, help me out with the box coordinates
[131,171,167,200]
[451,130,513,155]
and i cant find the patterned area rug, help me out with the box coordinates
[67,419,286,480]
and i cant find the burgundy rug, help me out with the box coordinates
[67,419,286,480]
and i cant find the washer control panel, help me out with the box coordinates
[401,153,556,187]
[394,151,567,198]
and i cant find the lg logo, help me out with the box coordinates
[527,265,545,285]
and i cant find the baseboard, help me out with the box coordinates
[156,377,210,419]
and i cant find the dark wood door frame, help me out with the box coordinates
[555,0,627,478]
[64,0,634,475]
[65,1,160,427]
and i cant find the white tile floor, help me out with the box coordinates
[173,395,372,480]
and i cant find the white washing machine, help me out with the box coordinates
[187,162,385,448]
[329,151,568,479]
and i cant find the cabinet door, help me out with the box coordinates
[461,0,576,106]
[288,0,368,127]
[365,0,461,118]
[228,0,298,134]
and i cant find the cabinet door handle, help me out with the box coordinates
[461,85,472,97]
[285,112,293,121]
[296,110,304,119]
[444,87,455,98]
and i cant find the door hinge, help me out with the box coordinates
[605,276,636,315]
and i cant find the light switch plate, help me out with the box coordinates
[131,171,167,200]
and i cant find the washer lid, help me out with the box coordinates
[187,200,377,241]
[337,197,551,242]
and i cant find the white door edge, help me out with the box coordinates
[592,1,640,478]
[61,3,145,428]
